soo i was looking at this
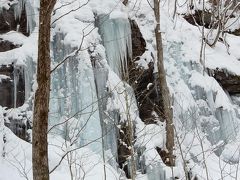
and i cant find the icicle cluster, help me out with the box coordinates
[13,0,35,33]
[97,14,132,77]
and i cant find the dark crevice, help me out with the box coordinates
[207,68,240,95]
[183,10,215,29]
[0,1,30,36]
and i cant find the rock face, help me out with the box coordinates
[208,68,240,95]
[129,20,163,124]
[131,20,146,58]
[0,39,20,52]
[184,10,214,29]
[0,65,25,108]
[0,65,14,108]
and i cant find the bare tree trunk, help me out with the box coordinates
[32,1,56,180]
[153,0,175,166]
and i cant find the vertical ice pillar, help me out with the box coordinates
[13,0,35,34]
[77,56,102,152]
[24,57,35,103]
[215,108,237,142]
[94,65,120,167]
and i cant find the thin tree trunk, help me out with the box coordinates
[32,1,56,180]
[154,0,175,166]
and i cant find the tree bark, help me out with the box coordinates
[32,1,56,180]
[153,0,175,166]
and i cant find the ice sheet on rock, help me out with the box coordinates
[146,162,166,180]
[106,70,139,124]
[189,70,239,142]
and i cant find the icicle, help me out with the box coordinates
[97,14,132,77]
[13,0,35,33]
[13,65,19,108]
[24,57,34,102]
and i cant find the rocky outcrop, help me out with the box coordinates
[0,65,14,108]
[0,5,26,52]
[207,68,240,95]
[0,39,20,52]
[131,20,146,58]
[230,28,240,36]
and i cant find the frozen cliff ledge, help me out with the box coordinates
[208,68,240,95]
